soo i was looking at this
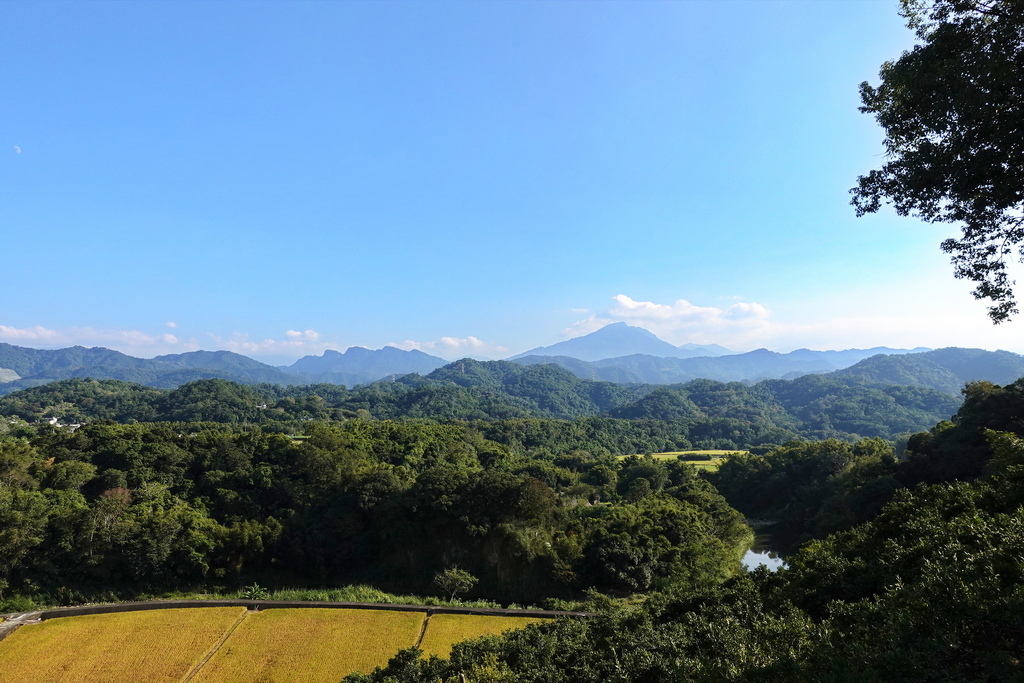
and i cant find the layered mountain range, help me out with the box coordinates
[1,323,1022,397]
[0,342,447,393]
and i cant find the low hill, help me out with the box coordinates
[405,359,651,418]
[154,350,296,384]
[833,347,1024,394]
[609,374,959,440]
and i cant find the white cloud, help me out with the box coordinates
[284,329,321,341]
[393,335,507,360]
[440,336,485,350]
[209,331,339,359]
[565,294,773,349]
[0,324,60,341]
[565,288,1024,354]
[759,295,1024,354]
[0,323,198,356]
[723,302,771,320]
[0,323,343,361]
[606,294,769,325]
[0,323,372,363]
[166,322,177,328]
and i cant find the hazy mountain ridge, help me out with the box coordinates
[0,343,154,377]
[0,343,296,390]
[1,324,1020,401]
[282,346,447,384]
[0,342,446,394]
[510,322,731,361]
[514,345,931,385]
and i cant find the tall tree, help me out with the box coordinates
[852,0,1024,322]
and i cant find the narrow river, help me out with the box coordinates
[741,521,788,572]
[741,548,786,571]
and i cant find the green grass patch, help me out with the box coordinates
[228,585,510,610]
[7,583,529,613]
[616,449,746,471]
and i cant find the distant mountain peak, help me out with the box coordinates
[283,345,447,384]
[510,323,731,362]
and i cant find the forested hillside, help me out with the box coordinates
[710,378,1024,548]
[0,418,751,607]
[346,377,1024,682]
[2,369,1022,680]
[513,345,936,384]
[4,376,1006,614]
[0,343,449,393]
[833,347,1024,393]
[0,343,297,390]
[0,361,960,447]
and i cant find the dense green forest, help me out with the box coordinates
[0,418,751,607]
[3,0,1018,677]
[0,360,959,447]
[345,378,1024,681]
[709,379,1024,548]
[2,362,1021,679]
[833,347,1024,393]
[0,365,973,610]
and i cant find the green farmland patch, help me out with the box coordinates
[616,449,746,471]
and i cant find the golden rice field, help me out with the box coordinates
[418,613,547,658]
[191,608,424,683]
[0,606,247,682]
[0,606,550,682]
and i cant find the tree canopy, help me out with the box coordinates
[852,0,1024,322]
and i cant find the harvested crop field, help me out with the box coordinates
[0,605,556,681]
[190,608,425,682]
[419,613,548,657]
[0,606,246,682]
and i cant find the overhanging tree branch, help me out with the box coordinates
[854,0,1024,322]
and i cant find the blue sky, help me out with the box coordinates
[4,0,1023,363]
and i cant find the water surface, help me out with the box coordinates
[742,520,789,572]
[741,548,786,571]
